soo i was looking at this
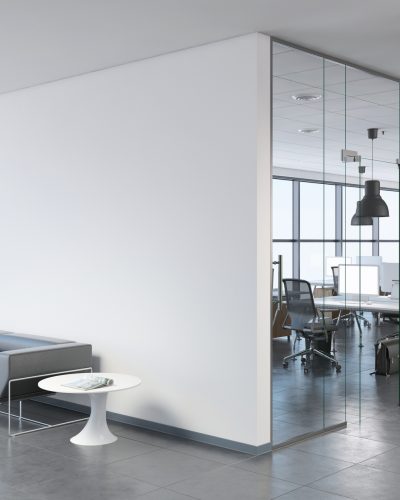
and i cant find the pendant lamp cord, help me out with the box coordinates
[371,139,374,179]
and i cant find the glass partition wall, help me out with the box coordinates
[272,41,400,446]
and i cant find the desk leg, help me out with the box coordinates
[354,314,363,348]
[71,393,117,446]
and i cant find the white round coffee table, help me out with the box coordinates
[39,372,141,446]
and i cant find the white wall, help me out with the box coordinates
[0,33,271,447]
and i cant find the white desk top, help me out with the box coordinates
[314,295,399,314]
[39,372,141,394]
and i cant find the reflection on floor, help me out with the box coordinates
[273,314,399,446]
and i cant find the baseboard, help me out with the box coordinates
[34,396,271,455]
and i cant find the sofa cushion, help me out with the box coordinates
[0,332,73,352]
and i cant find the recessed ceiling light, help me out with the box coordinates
[298,128,319,134]
[292,94,322,102]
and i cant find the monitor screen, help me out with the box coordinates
[338,264,380,296]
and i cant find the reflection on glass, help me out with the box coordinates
[273,242,293,288]
[343,186,373,240]
[273,179,292,239]
[300,242,335,280]
[379,190,399,240]
[300,183,335,239]
[379,242,399,262]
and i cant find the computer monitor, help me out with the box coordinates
[381,262,400,294]
[338,264,380,297]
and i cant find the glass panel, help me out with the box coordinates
[343,186,373,241]
[379,190,399,240]
[273,179,292,239]
[300,183,335,239]
[379,242,399,262]
[343,242,373,260]
[300,242,335,280]
[343,67,399,425]
[272,43,327,446]
[272,242,293,288]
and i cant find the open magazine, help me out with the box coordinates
[62,375,114,391]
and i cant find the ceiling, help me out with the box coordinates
[0,0,400,96]
[273,43,400,185]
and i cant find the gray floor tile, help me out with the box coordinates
[0,435,38,459]
[310,464,400,500]
[361,445,400,473]
[169,465,298,500]
[46,434,160,464]
[108,448,224,487]
[16,469,158,500]
[235,447,352,485]
[164,438,250,465]
[0,482,46,500]
[292,431,396,463]
[140,488,200,499]
[274,485,354,500]
[0,446,91,489]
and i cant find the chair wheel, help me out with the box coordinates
[364,321,369,326]
[283,362,288,368]
[336,365,341,373]
[304,368,309,374]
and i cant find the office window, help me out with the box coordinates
[379,242,399,262]
[300,183,335,240]
[273,179,292,239]
[343,186,373,241]
[379,190,399,241]
[300,242,335,280]
[343,242,373,260]
[273,242,292,287]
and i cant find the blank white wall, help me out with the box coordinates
[0,33,271,446]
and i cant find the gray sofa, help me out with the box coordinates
[0,330,92,401]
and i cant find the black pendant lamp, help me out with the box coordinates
[358,128,389,217]
[351,201,373,225]
[351,164,373,225]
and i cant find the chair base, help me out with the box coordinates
[283,346,341,374]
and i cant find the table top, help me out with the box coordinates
[314,295,399,314]
[38,372,141,394]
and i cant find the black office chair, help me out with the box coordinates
[331,266,371,328]
[282,279,341,374]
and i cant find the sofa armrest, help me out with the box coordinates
[0,343,92,399]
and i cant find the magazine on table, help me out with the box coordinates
[62,376,114,391]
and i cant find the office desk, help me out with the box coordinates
[314,295,399,346]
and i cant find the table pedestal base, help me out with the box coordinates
[71,393,117,446]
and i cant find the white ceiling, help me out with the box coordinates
[0,0,400,96]
[273,43,400,185]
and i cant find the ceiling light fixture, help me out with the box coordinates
[358,128,389,218]
[292,94,322,102]
[298,128,319,134]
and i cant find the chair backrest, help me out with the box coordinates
[331,266,339,295]
[283,279,317,330]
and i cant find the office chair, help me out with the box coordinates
[331,266,371,328]
[282,279,341,374]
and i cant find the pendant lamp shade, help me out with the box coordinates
[358,180,389,217]
[351,201,373,226]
